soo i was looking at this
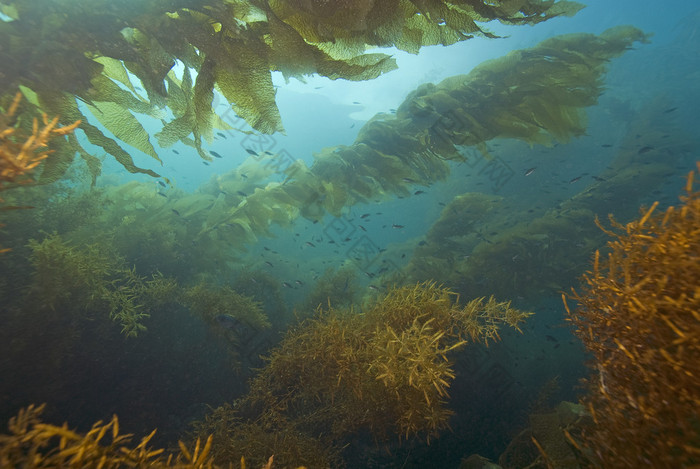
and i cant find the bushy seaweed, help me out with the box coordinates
[564,166,700,467]
[0,404,219,468]
[194,282,531,466]
[27,233,178,337]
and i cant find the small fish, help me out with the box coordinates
[202,161,210,166]
[389,109,396,113]
[216,314,242,330]
[172,149,180,154]
[359,225,367,231]
[402,177,416,183]
[245,148,259,156]
[392,224,404,229]
[360,213,371,219]
[638,145,654,154]
[264,151,274,155]
[282,281,293,288]
[264,261,273,267]
[418,240,427,246]
[663,107,678,113]
[240,173,248,179]
[568,176,582,184]
[172,209,180,216]
[414,190,425,195]
[210,151,223,158]
[216,132,227,139]
[601,144,613,148]
[236,191,248,197]
[592,176,606,182]
[156,192,168,198]
[158,180,166,187]
[350,123,355,128]
[305,241,316,248]
[295,280,304,286]
[524,167,536,176]
[545,335,558,343]
[368,285,380,291]
[352,101,361,104]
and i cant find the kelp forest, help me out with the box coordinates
[0,0,699,468]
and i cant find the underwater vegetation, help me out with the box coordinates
[565,165,700,467]
[189,26,648,251]
[193,282,531,467]
[297,265,359,313]
[0,92,79,252]
[393,95,697,301]
[183,281,272,368]
[25,231,271,345]
[27,233,177,337]
[0,92,79,188]
[0,404,221,468]
[0,0,582,181]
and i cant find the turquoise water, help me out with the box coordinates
[1,1,698,467]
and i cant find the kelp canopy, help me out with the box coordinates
[0,0,583,183]
[193,26,648,248]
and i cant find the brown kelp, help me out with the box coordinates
[393,97,696,301]
[0,92,80,188]
[193,282,531,467]
[0,92,79,252]
[192,26,648,250]
[0,404,219,468]
[27,233,179,337]
[564,165,700,467]
[0,0,582,181]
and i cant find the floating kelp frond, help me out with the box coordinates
[196,26,647,250]
[0,0,582,178]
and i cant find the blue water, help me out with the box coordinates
[1,1,699,466]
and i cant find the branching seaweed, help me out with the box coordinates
[194,282,531,466]
[565,165,700,467]
[0,404,219,468]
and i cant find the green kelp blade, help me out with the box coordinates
[86,101,161,163]
[71,133,102,186]
[92,57,138,95]
[212,36,283,135]
[80,119,160,178]
[208,26,647,251]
